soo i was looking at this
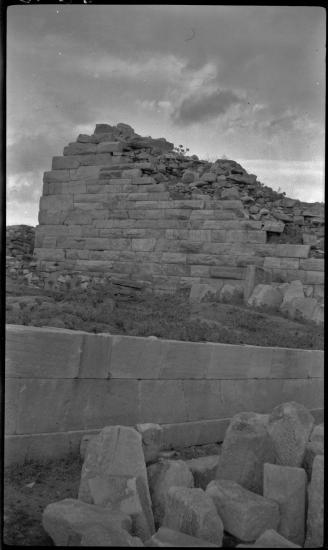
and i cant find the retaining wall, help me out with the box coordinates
[5,325,324,465]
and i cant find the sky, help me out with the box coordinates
[7,5,325,226]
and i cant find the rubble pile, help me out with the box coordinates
[42,402,323,547]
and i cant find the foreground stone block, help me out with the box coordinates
[215,412,275,494]
[184,455,220,489]
[78,426,154,538]
[267,402,314,466]
[303,424,324,477]
[145,526,217,547]
[136,423,164,464]
[42,498,131,546]
[147,459,194,525]
[304,454,324,548]
[263,463,306,545]
[206,479,279,542]
[237,529,301,547]
[247,284,282,309]
[80,525,144,546]
[163,487,223,546]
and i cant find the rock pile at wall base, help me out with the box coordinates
[42,401,323,547]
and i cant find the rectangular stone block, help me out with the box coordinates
[34,248,65,261]
[190,265,211,277]
[83,237,110,250]
[64,142,97,155]
[161,252,187,264]
[52,156,80,170]
[303,270,324,284]
[266,244,311,258]
[131,238,156,251]
[4,378,20,434]
[263,257,300,270]
[97,142,123,153]
[161,419,230,449]
[128,209,165,219]
[64,380,140,430]
[131,176,156,185]
[69,166,100,180]
[164,208,192,220]
[209,266,245,279]
[225,230,267,243]
[263,463,306,545]
[15,378,76,434]
[79,333,113,378]
[43,170,70,183]
[190,210,237,220]
[40,194,73,211]
[5,325,84,378]
[203,220,262,230]
[66,249,91,260]
[300,258,324,271]
[56,236,86,248]
[74,260,113,272]
[139,380,188,423]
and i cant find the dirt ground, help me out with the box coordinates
[3,444,244,547]
[3,456,82,546]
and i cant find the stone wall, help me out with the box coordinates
[5,325,324,465]
[33,123,324,296]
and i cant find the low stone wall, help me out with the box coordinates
[5,325,324,465]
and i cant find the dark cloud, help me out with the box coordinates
[172,89,243,125]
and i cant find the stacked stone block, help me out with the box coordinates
[34,125,323,294]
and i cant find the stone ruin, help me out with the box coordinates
[42,401,324,547]
[32,123,324,302]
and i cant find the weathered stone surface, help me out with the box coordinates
[304,454,324,548]
[239,529,301,547]
[80,433,96,460]
[267,402,314,466]
[247,284,283,309]
[147,459,194,525]
[42,498,132,546]
[206,479,279,542]
[263,463,306,545]
[78,426,154,538]
[162,487,223,545]
[189,283,219,303]
[80,524,144,546]
[135,423,164,464]
[184,455,220,489]
[215,412,275,494]
[219,283,243,303]
[280,280,304,311]
[145,526,217,547]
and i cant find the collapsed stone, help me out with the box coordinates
[237,528,301,547]
[136,423,164,464]
[80,525,144,546]
[206,479,279,542]
[42,498,132,546]
[267,402,314,467]
[247,284,282,309]
[78,425,155,539]
[147,459,194,525]
[145,526,217,547]
[263,463,306,545]
[162,486,223,546]
[215,412,275,493]
[304,454,324,548]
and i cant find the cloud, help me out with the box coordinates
[172,89,244,125]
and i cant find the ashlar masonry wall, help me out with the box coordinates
[5,325,324,465]
[34,126,324,296]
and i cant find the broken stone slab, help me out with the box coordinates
[261,221,285,233]
[263,463,306,545]
[184,455,220,489]
[219,283,243,304]
[135,423,164,464]
[237,529,302,547]
[280,280,304,312]
[42,498,132,546]
[145,526,217,547]
[215,412,275,494]
[147,459,194,525]
[247,284,283,309]
[206,479,279,542]
[78,426,155,538]
[304,454,324,548]
[80,525,144,546]
[267,402,314,467]
[162,486,223,546]
[303,424,324,477]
